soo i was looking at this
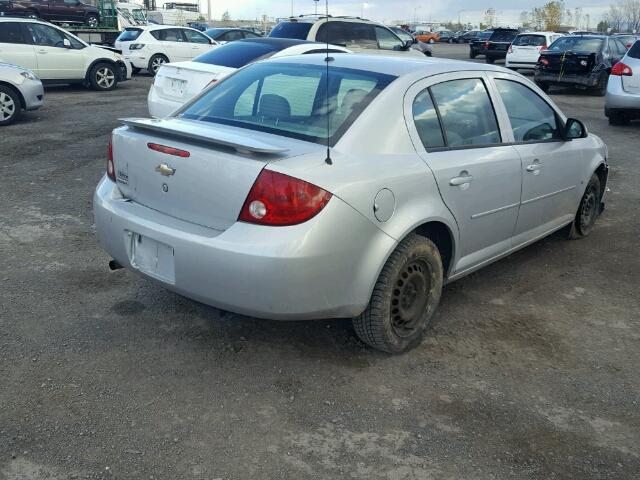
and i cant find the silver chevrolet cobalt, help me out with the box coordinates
[94,54,608,353]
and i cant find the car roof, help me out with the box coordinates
[263,52,507,78]
[517,31,561,35]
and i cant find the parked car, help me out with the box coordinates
[484,28,519,64]
[0,0,99,26]
[613,34,640,50]
[459,30,481,43]
[436,30,454,43]
[389,26,432,56]
[148,38,350,118]
[0,18,131,90]
[114,25,218,76]
[268,15,424,57]
[535,35,628,96]
[186,21,208,32]
[469,30,492,58]
[452,30,469,43]
[414,29,439,44]
[95,54,608,353]
[203,27,261,44]
[505,32,565,71]
[605,40,640,124]
[0,61,43,125]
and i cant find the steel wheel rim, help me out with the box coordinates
[390,259,431,338]
[0,92,16,120]
[580,187,597,231]
[96,67,115,88]
[152,57,165,73]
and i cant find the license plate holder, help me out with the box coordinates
[128,232,175,283]
[168,77,186,95]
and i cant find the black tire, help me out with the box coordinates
[85,13,99,27]
[353,234,443,354]
[608,111,630,126]
[25,10,39,19]
[592,72,608,96]
[0,85,21,126]
[485,56,495,64]
[469,50,476,59]
[536,81,550,93]
[131,67,141,74]
[88,62,118,91]
[567,174,601,239]
[148,54,168,76]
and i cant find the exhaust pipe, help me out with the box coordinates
[109,260,123,271]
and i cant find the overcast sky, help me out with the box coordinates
[205,0,609,25]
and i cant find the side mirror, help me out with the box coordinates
[564,118,587,139]
[63,38,72,48]
[403,39,413,50]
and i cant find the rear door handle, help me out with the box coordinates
[449,172,473,186]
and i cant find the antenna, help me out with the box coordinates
[324,0,333,165]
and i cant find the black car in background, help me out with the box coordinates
[485,28,519,63]
[459,30,481,43]
[469,30,493,58]
[203,27,261,43]
[535,35,629,95]
[437,30,455,43]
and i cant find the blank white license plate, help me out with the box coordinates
[129,232,175,283]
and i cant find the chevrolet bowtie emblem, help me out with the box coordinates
[155,163,175,176]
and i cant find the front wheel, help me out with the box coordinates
[89,62,118,91]
[85,13,99,27]
[567,174,602,239]
[353,234,443,354]
[0,85,21,126]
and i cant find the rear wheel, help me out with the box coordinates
[131,67,141,74]
[593,72,608,96]
[353,234,443,354]
[85,13,99,27]
[0,85,21,126]
[485,56,495,64]
[88,62,118,91]
[469,50,476,59]
[608,111,630,125]
[566,174,601,239]
[148,54,168,76]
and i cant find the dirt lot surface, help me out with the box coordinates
[1,44,639,479]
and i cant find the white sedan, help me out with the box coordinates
[148,38,350,118]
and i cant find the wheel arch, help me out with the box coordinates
[84,58,118,83]
[0,81,26,109]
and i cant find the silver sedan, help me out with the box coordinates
[0,62,44,126]
[605,40,640,125]
[94,54,608,353]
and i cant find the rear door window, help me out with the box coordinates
[151,28,184,42]
[494,79,561,143]
[428,79,501,147]
[628,41,640,58]
[0,22,26,44]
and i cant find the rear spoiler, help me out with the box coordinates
[120,118,290,155]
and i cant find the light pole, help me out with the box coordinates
[314,0,319,15]
[361,2,368,19]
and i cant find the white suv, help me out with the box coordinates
[505,32,565,71]
[268,15,424,58]
[0,18,131,90]
[115,26,219,75]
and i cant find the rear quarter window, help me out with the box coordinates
[268,22,313,40]
[490,30,518,42]
[117,28,142,42]
[628,41,640,59]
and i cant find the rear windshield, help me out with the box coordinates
[269,21,313,40]
[116,28,143,42]
[513,34,546,46]
[179,62,396,147]
[490,30,518,42]
[548,37,603,52]
[193,41,281,68]
[629,40,640,58]
[204,28,226,38]
[478,31,493,40]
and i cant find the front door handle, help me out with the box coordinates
[449,171,473,186]
[526,159,542,173]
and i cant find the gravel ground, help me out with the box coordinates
[1,43,639,480]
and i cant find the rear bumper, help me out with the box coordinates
[93,177,395,320]
[605,75,640,111]
[534,69,600,87]
[147,84,183,118]
[19,78,44,110]
[505,59,538,69]
[485,50,508,60]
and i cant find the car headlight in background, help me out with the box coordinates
[129,43,145,50]
[20,70,38,81]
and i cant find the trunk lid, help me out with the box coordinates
[622,56,640,93]
[153,61,236,106]
[539,51,596,74]
[111,118,323,230]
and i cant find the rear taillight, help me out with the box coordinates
[107,133,116,182]
[507,44,513,54]
[611,62,633,76]
[239,170,332,226]
[484,41,490,48]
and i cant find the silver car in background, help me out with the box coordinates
[605,40,640,125]
[94,54,608,353]
[0,63,44,126]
